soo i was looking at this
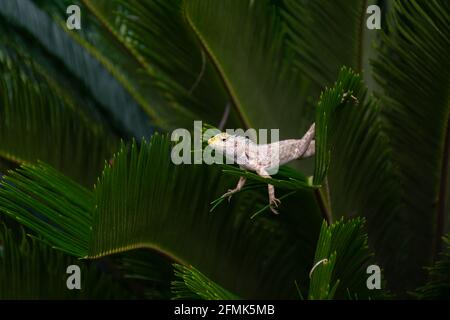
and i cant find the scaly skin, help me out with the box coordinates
[208,123,315,214]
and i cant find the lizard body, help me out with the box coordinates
[208,123,315,214]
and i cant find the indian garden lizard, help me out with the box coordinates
[207,123,315,214]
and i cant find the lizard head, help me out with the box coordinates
[207,132,233,152]
[207,132,246,158]
[207,132,251,160]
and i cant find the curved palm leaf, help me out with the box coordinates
[79,0,230,127]
[0,40,119,186]
[171,218,385,300]
[371,0,450,288]
[0,224,126,299]
[211,67,361,220]
[0,0,153,137]
[0,134,324,299]
[308,218,385,300]
[171,264,240,300]
[22,0,233,131]
[282,0,368,87]
[184,0,314,138]
[283,0,450,292]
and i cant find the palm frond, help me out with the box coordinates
[323,75,405,291]
[211,67,361,217]
[184,0,314,139]
[220,165,312,191]
[80,0,230,127]
[0,134,324,298]
[25,0,232,131]
[316,0,449,292]
[282,0,367,87]
[308,235,338,300]
[0,163,93,257]
[0,0,153,137]
[371,0,450,289]
[90,134,320,298]
[0,43,119,186]
[413,235,450,300]
[313,67,362,185]
[307,218,383,300]
[0,223,125,299]
[171,264,240,300]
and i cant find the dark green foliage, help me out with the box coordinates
[0,224,126,299]
[184,0,314,138]
[414,235,450,299]
[313,67,362,185]
[170,218,383,300]
[89,135,323,299]
[0,39,119,187]
[283,0,365,86]
[282,0,450,293]
[0,163,93,257]
[0,0,447,300]
[1,0,154,137]
[0,134,324,298]
[171,264,240,300]
[307,218,382,300]
[113,249,174,299]
[371,0,450,290]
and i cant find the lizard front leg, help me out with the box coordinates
[221,176,247,202]
[257,168,280,214]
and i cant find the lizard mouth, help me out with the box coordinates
[207,136,217,145]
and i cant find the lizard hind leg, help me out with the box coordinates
[257,168,281,214]
[268,184,281,214]
[222,176,247,202]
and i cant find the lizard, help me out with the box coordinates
[207,123,315,214]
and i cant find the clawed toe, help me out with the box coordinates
[270,206,279,214]
[222,189,237,202]
[270,198,281,207]
[269,198,281,214]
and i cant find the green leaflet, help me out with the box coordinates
[171,264,240,300]
[307,218,384,300]
[0,163,93,257]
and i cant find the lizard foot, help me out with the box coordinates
[222,189,239,202]
[269,197,281,214]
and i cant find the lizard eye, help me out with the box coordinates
[221,137,227,141]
